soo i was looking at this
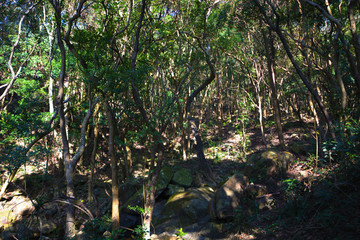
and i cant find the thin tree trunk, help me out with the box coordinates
[347,0,360,92]
[124,137,132,177]
[263,27,285,149]
[143,150,164,240]
[88,117,99,203]
[185,46,216,183]
[106,103,120,232]
[253,0,336,139]
[216,66,223,135]
[54,15,75,237]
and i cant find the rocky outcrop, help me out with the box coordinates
[212,174,249,219]
[171,168,193,187]
[164,184,185,197]
[154,187,214,228]
[157,165,174,195]
[244,150,294,179]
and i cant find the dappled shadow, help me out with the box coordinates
[234,159,360,240]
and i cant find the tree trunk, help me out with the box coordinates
[106,103,120,232]
[88,119,99,203]
[253,0,336,139]
[216,66,223,135]
[124,137,132,177]
[143,150,164,240]
[263,27,285,149]
[54,15,75,238]
[186,50,216,183]
[347,0,360,93]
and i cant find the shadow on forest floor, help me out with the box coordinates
[1,117,359,240]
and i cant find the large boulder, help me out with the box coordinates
[213,174,249,219]
[171,168,193,187]
[164,184,185,197]
[119,180,143,214]
[244,150,294,179]
[153,187,214,228]
[120,166,173,214]
[0,194,35,231]
[157,165,174,195]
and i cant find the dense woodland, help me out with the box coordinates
[0,0,359,239]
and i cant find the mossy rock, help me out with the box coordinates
[164,184,185,197]
[157,165,174,195]
[214,174,249,219]
[244,150,294,179]
[171,168,193,187]
[154,187,214,227]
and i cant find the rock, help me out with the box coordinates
[41,221,58,235]
[103,231,111,238]
[290,142,315,155]
[11,196,35,216]
[119,179,142,206]
[244,184,267,199]
[0,195,35,232]
[120,212,141,228]
[194,172,206,187]
[15,223,34,240]
[244,150,294,179]
[151,232,178,240]
[157,165,174,195]
[44,204,58,217]
[255,196,275,210]
[182,222,226,240]
[120,166,174,215]
[154,187,214,227]
[214,174,249,219]
[171,168,193,187]
[164,184,185,197]
[119,179,143,214]
[0,209,17,230]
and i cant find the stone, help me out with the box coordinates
[255,196,275,210]
[41,221,58,235]
[172,168,193,188]
[119,179,142,207]
[164,184,185,197]
[156,165,174,195]
[119,179,143,214]
[151,232,178,240]
[154,187,214,227]
[11,196,35,216]
[214,174,249,219]
[244,184,267,199]
[244,150,294,179]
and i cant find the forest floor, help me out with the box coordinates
[1,115,359,239]
[162,115,359,239]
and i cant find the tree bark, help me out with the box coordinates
[347,0,360,93]
[185,45,216,183]
[263,27,285,149]
[253,0,336,139]
[106,103,120,232]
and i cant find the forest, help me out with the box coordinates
[0,0,359,239]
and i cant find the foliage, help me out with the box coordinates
[1,0,360,239]
[82,217,125,240]
[282,178,304,199]
[175,227,187,239]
